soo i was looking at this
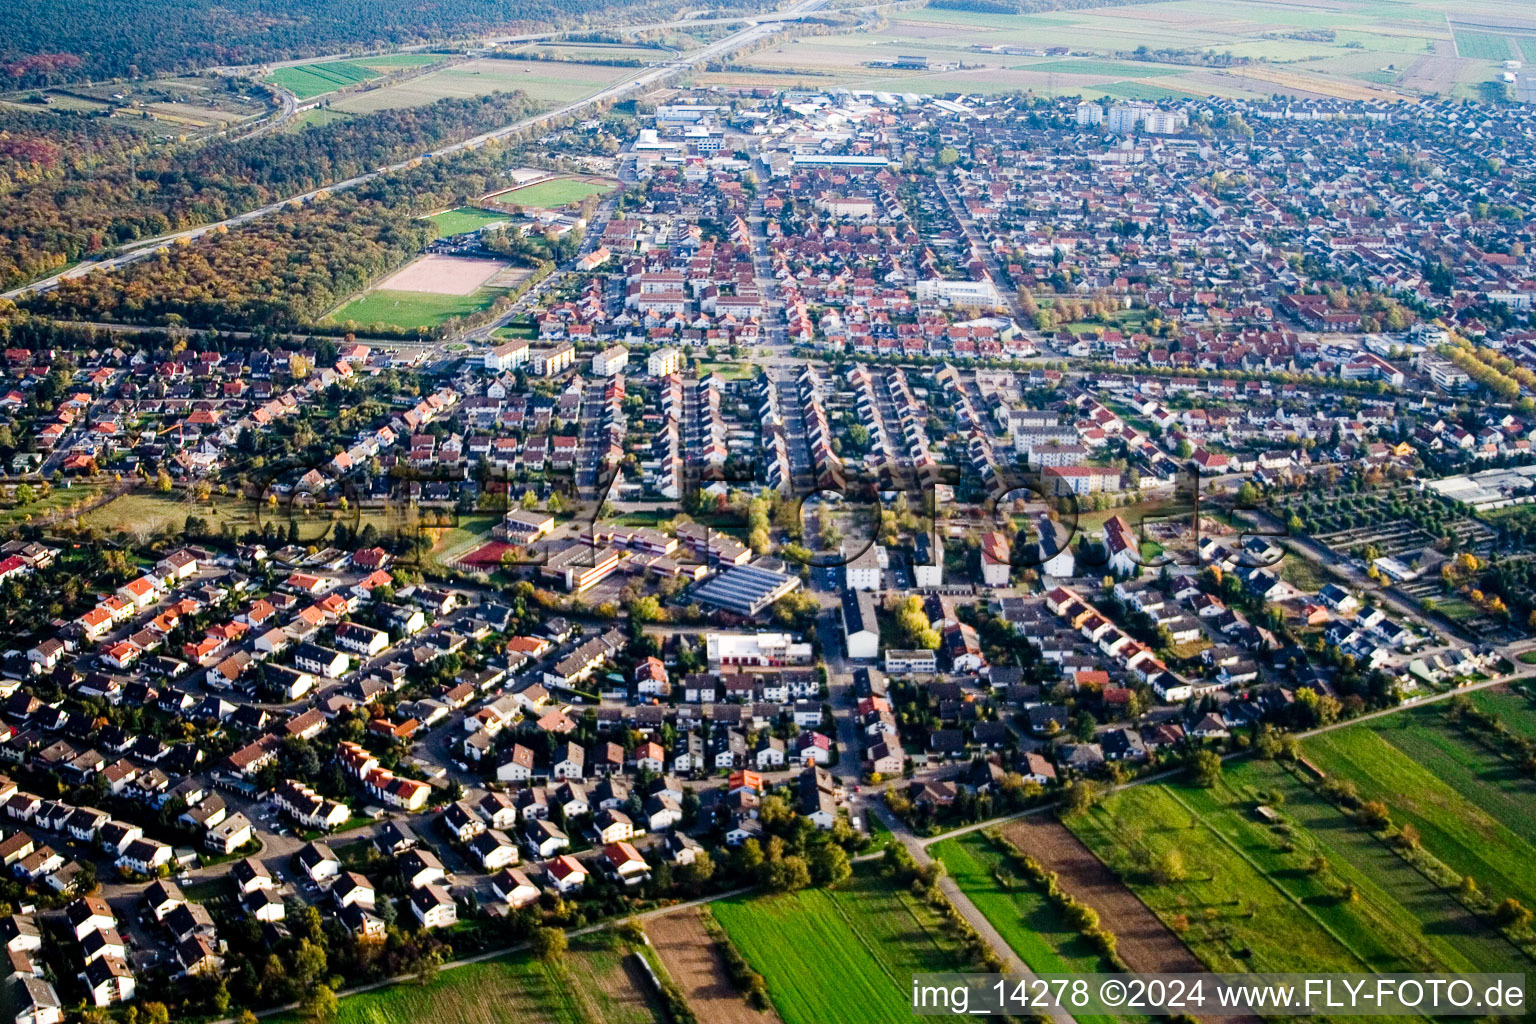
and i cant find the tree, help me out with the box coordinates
[628,594,662,624]
[763,854,811,892]
[809,842,852,887]
[680,848,715,891]
[1187,749,1222,787]
[1356,800,1391,830]
[1494,898,1533,930]
[303,985,339,1024]
[1152,847,1187,884]
[531,925,568,963]
[1059,779,1103,816]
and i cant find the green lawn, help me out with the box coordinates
[931,833,1128,1024]
[327,288,504,329]
[78,490,257,540]
[427,206,513,238]
[1,481,108,531]
[1304,724,1536,912]
[1278,553,1328,593]
[502,178,614,209]
[288,107,353,131]
[711,867,972,1024]
[270,932,663,1024]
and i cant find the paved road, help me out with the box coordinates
[1,0,828,302]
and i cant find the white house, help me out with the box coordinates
[410,884,457,929]
[840,588,880,661]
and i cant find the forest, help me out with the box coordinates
[20,141,527,329]
[0,108,155,185]
[0,0,767,86]
[0,92,538,290]
[24,194,431,328]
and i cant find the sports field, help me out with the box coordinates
[327,288,503,330]
[376,254,512,295]
[498,178,614,210]
[268,54,449,100]
[269,932,665,1024]
[710,867,973,1024]
[427,206,513,237]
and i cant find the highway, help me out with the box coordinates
[1,0,828,303]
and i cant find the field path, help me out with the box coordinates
[1000,818,1258,1024]
[647,908,782,1024]
[1000,817,1205,976]
[872,803,1081,1024]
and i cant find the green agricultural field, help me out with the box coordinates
[270,63,375,101]
[1066,782,1375,975]
[270,933,664,1024]
[1098,82,1198,101]
[427,206,513,237]
[503,178,614,209]
[327,288,503,330]
[1464,687,1536,741]
[931,834,1129,1024]
[1192,760,1528,974]
[711,867,972,1024]
[1452,28,1515,61]
[1337,701,1536,851]
[331,58,631,114]
[1019,58,1184,78]
[1303,724,1536,912]
[268,54,449,100]
[822,0,1468,98]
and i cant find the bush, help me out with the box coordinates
[1354,800,1392,831]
